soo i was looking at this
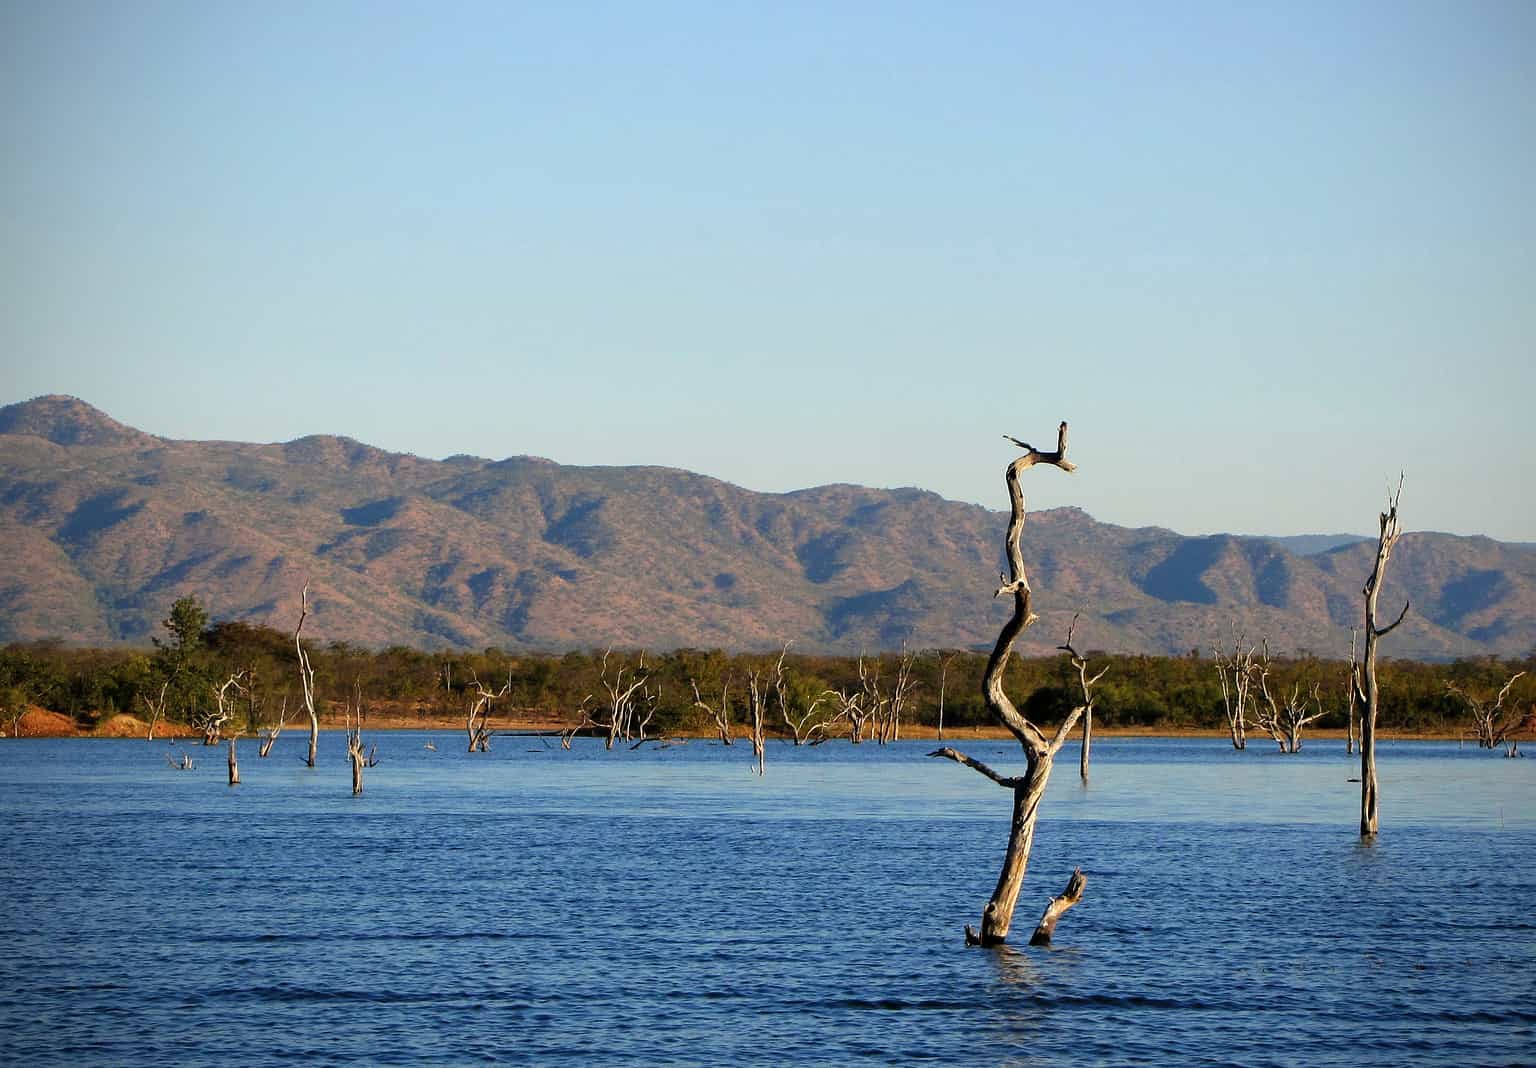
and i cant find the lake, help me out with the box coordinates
[1,732,1532,1066]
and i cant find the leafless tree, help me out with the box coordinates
[1060,617,1107,781]
[880,647,919,744]
[1356,480,1409,838]
[258,696,289,758]
[564,651,656,750]
[935,652,959,741]
[1448,672,1530,752]
[465,671,510,752]
[227,737,240,786]
[1251,670,1326,755]
[344,680,377,795]
[825,683,872,744]
[1346,630,1359,755]
[1212,631,1257,750]
[745,668,768,776]
[197,670,249,745]
[294,583,320,768]
[165,747,195,771]
[141,680,170,742]
[929,424,1087,946]
[690,677,734,745]
[771,643,831,745]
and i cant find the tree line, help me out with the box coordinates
[2,595,1531,741]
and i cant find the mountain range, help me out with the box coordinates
[2,395,1532,660]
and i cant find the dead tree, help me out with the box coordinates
[1250,645,1327,753]
[258,696,289,758]
[597,650,652,750]
[825,684,872,743]
[466,671,510,752]
[227,737,240,786]
[1448,672,1530,752]
[881,647,919,743]
[690,677,734,745]
[198,671,249,745]
[1356,481,1409,838]
[294,583,320,768]
[929,425,1086,947]
[343,682,377,795]
[1029,867,1086,946]
[935,652,959,741]
[165,747,195,770]
[771,643,831,745]
[1346,631,1359,755]
[745,668,768,776]
[1059,617,1106,781]
[142,681,170,741]
[1213,632,1257,750]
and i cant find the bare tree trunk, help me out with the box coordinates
[936,653,956,742]
[1030,867,1086,946]
[1346,631,1359,755]
[1358,482,1408,838]
[227,737,240,786]
[691,677,734,745]
[1213,632,1255,750]
[142,681,169,742]
[294,583,320,768]
[930,425,1087,946]
[1059,619,1105,782]
[259,696,288,758]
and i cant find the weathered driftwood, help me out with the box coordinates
[227,737,240,786]
[1029,866,1086,946]
[929,424,1088,947]
[1448,672,1530,751]
[1357,481,1408,838]
[294,583,320,768]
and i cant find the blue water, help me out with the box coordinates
[1,733,1532,1066]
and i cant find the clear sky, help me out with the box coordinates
[4,1,1533,539]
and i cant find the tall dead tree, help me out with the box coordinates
[294,583,320,768]
[1346,631,1359,755]
[1213,632,1257,750]
[929,425,1088,947]
[227,736,240,786]
[1356,482,1408,838]
[746,670,768,776]
[1448,672,1530,752]
[935,652,958,741]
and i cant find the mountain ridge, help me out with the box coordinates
[2,395,1532,659]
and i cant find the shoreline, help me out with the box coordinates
[5,707,1471,743]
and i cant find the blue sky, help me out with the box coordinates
[4,1,1533,539]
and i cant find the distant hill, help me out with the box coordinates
[2,395,1533,659]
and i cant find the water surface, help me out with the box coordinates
[1,733,1531,1065]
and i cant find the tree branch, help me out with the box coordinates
[927,746,1021,788]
